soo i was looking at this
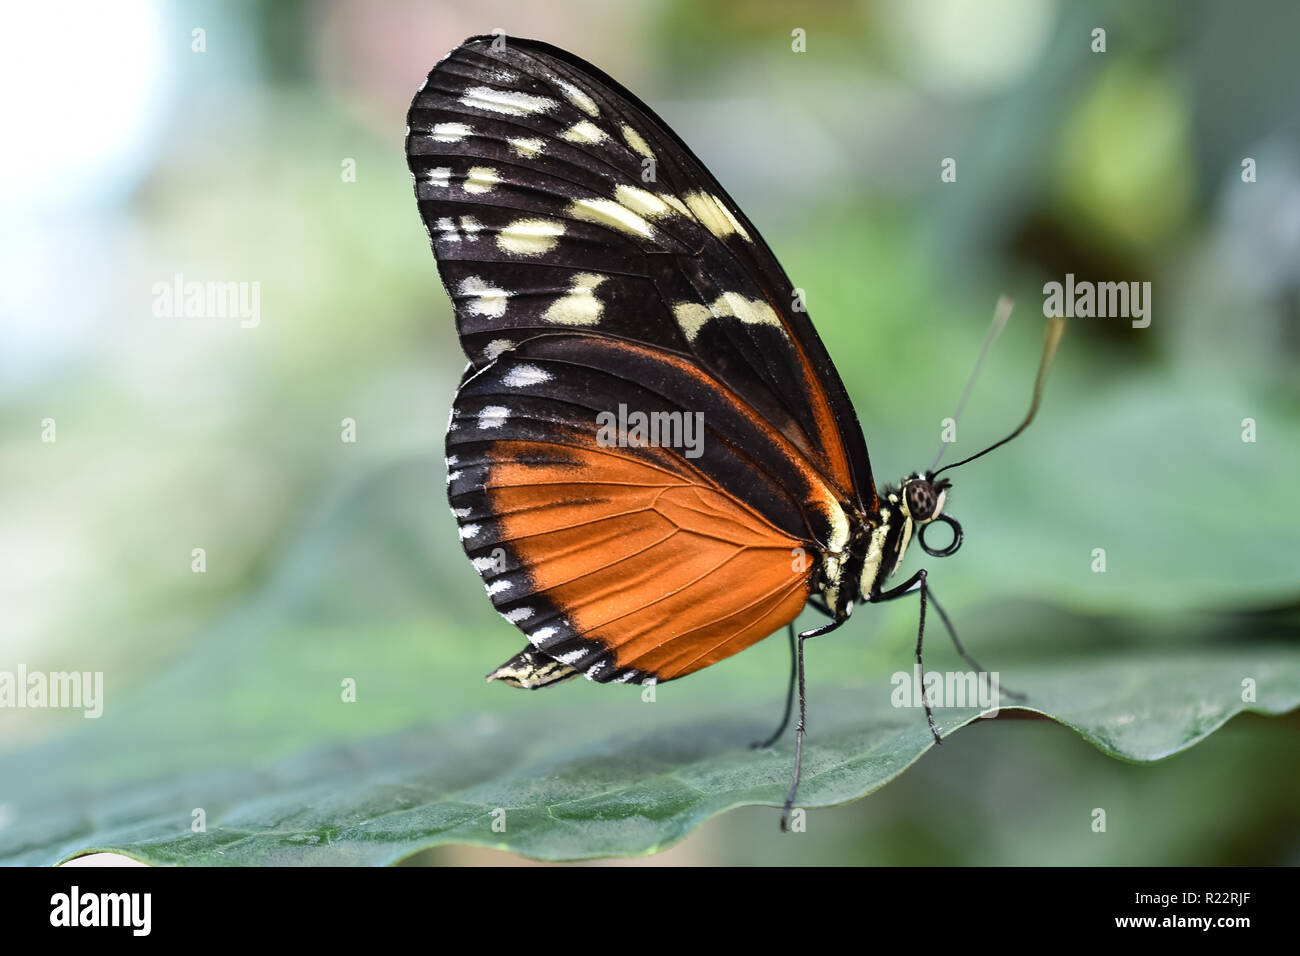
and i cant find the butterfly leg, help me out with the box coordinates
[780,615,847,831]
[751,623,797,749]
[923,583,1027,702]
[872,569,942,744]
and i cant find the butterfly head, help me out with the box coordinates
[901,472,962,558]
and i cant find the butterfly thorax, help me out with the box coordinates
[819,473,951,616]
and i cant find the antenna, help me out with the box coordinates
[933,316,1067,478]
[929,295,1015,472]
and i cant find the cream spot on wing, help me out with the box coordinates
[614,185,674,219]
[463,166,500,194]
[502,364,552,388]
[497,218,565,255]
[683,191,751,241]
[557,79,599,117]
[673,302,712,342]
[662,194,690,216]
[426,167,452,188]
[460,85,557,116]
[673,293,782,341]
[459,216,483,239]
[560,120,606,144]
[567,197,652,239]
[431,122,471,142]
[508,136,545,158]
[478,405,509,429]
[716,291,780,328]
[457,276,509,318]
[543,273,607,326]
[483,338,514,361]
[621,124,655,158]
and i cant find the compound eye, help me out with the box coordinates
[905,480,937,522]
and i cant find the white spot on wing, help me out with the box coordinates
[431,122,471,142]
[497,218,565,256]
[673,293,782,342]
[477,405,509,429]
[673,302,711,341]
[503,607,534,623]
[508,136,545,158]
[485,579,513,596]
[614,185,674,219]
[567,198,652,239]
[457,276,509,318]
[560,120,606,144]
[683,191,751,241]
[426,167,452,188]
[543,273,606,326]
[458,523,480,540]
[502,364,552,388]
[528,626,558,646]
[483,338,514,361]
[557,80,599,117]
[463,166,500,195]
[621,124,655,159]
[460,85,557,116]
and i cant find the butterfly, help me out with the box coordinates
[405,34,1064,828]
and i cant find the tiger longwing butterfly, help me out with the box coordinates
[406,35,1064,828]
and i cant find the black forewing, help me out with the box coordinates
[405,34,876,514]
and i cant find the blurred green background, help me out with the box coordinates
[2,0,1298,865]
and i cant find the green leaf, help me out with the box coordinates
[1,453,1296,864]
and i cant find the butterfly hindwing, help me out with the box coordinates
[446,334,835,683]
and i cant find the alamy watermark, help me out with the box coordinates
[891,666,1002,717]
[595,404,705,459]
[1042,273,1151,328]
[152,272,260,328]
[0,667,103,718]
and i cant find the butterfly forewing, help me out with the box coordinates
[407,36,875,506]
